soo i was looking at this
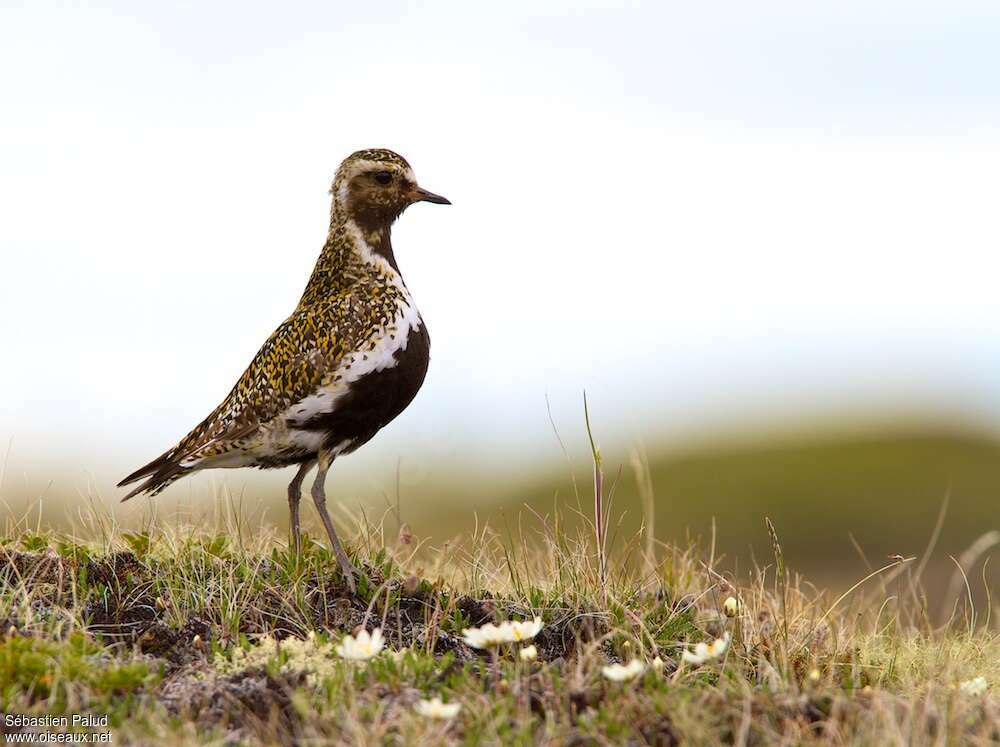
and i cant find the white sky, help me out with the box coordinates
[2,1,1000,498]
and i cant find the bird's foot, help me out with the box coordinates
[334,549,359,593]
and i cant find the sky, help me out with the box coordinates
[2,1,1000,502]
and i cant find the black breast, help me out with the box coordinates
[304,322,431,455]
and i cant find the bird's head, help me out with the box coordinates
[330,148,449,228]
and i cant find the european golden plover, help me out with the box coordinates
[119,148,449,590]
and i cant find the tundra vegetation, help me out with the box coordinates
[0,475,996,745]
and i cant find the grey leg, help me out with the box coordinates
[287,459,316,555]
[311,448,358,592]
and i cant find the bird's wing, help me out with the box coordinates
[118,300,360,497]
[179,303,358,462]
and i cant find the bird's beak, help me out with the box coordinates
[408,185,451,205]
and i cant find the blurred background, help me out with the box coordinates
[2,1,999,596]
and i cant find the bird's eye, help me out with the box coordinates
[374,171,393,185]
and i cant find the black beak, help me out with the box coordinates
[409,186,451,205]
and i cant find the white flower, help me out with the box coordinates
[389,647,409,663]
[335,628,384,661]
[462,622,511,649]
[651,656,664,673]
[602,659,645,682]
[959,676,988,696]
[519,644,538,662]
[508,617,543,642]
[414,696,461,719]
[462,617,543,649]
[681,632,730,665]
[723,597,742,617]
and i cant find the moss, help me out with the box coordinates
[0,632,157,713]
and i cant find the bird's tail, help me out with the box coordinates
[117,449,190,501]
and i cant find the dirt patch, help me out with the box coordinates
[76,551,175,644]
[535,611,611,661]
[84,551,149,588]
[158,665,306,745]
[0,550,71,586]
[82,582,158,642]
[137,616,213,665]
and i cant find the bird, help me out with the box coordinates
[118,148,449,591]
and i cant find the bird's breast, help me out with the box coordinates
[277,292,426,431]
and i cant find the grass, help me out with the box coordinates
[8,426,1000,594]
[0,492,996,745]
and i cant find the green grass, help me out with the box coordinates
[0,496,996,745]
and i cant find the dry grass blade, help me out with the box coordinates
[941,531,1000,628]
[765,516,789,654]
[583,392,607,603]
[629,445,656,577]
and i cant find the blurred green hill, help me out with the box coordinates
[399,427,1000,591]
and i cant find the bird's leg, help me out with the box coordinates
[311,449,358,592]
[287,459,316,557]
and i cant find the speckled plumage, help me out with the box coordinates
[119,149,448,504]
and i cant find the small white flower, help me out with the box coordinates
[651,656,664,673]
[462,616,544,649]
[414,696,461,719]
[959,676,988,696]
[723,597,742,617]
[681,632,730,666]
[461,622,510,649]
[602,659,645,682]
[335,627,384,661]
[519,644,538,662]
[389,647,409,663]
[508,616,544,642]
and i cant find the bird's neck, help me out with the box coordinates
[298,215,401,307]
